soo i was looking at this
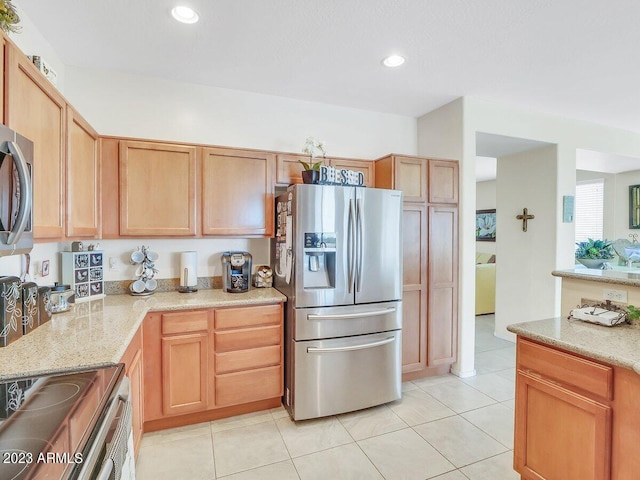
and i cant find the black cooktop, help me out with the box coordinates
[0,365,123,480]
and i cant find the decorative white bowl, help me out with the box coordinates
[576,258,608,269]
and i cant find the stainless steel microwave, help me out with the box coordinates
[0,124,33,256]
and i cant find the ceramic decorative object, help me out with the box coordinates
[129,246,158,295]
[576,258,607,269]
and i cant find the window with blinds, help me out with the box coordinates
[575,179,604,244]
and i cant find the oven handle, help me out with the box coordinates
[307,307,396,321]
[76,376,130,480]
[307,336,396,353]
[95,458,113,480]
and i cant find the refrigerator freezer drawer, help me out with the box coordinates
[289,330,401,420]
[293,301,401,340]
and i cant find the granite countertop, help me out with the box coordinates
[552,268,640,287]
[0,288,286,381]
[507,317,640,374]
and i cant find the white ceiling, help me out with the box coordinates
[14,0,640,133]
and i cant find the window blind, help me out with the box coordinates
[575,179,604,244]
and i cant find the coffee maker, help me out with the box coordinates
[221,251,252,293]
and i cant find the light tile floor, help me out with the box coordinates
[136,314,518,479]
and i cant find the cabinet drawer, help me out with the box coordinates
[162,310,209,335]
[215,304,281,330]
[517,338,613,400]
[215,345,281,374]
[215,325,281,352]
[215,365,282,406]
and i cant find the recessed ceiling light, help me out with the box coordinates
[382,54,405,68]
[171,6,199,24]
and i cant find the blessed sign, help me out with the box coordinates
[318,165,365,186]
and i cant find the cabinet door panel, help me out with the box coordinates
[215,365,282,407]
[67,108,100,237]
[276,154,307,186]
[161,333,208,416]
[401,288,426,372]
[515,371,611,480]
[215,345,281,374]
[329,158,375,187]
[214,325,281,352]
[394,157,427,202]
[428,160,458,204]
[201,148,274,236]
[428,206,458,365]
[215,304,281,330]
[6,46,66,239]
[120,141,197,236]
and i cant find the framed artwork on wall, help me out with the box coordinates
[630,185,640,229]
[476,209,496,242]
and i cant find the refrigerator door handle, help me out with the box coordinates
[356,198,363,292]
[307,336,396,353]
[347,198,356,292]
[307,307,397,321]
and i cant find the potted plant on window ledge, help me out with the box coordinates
[299,137,326,184]
[575,238,615,269]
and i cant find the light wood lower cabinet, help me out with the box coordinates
[514,338,627,480]
[376,155,459,379]
[142,303,283,430]
[213,304,283,407]
[161,332,208,416]
[120,326,144,455]
[427,206,458,365]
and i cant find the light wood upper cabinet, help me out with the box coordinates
[328,158,375,187]
[201,147,274,236]
[429,160,458,204]
[6,44,66,239]
[66,108,100,238]
[119,140,197,236]
[276,154,307,186]
[375,155,427,202]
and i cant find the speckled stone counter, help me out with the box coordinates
[507,317,640,373]
[552,268,640,287]
[0,288,286,380]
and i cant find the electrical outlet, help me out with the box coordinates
[109,257,118,270]
[603,288,628,303]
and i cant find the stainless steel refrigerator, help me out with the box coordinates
[273,184,403,420]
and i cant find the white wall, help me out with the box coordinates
[495,146,558,340]
[64,67,417,160]
[0,19,418,286]
[416,99,476,377]
[8,3,65,91]
[476,180,496,255]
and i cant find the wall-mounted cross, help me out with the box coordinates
[516,208,535,232]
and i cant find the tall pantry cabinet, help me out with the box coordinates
[375,155,459,380]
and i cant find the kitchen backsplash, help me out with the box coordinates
[0,238,270,288]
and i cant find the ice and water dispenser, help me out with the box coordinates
[303,232,335,289]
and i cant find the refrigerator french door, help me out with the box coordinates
[273,184,403,420]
